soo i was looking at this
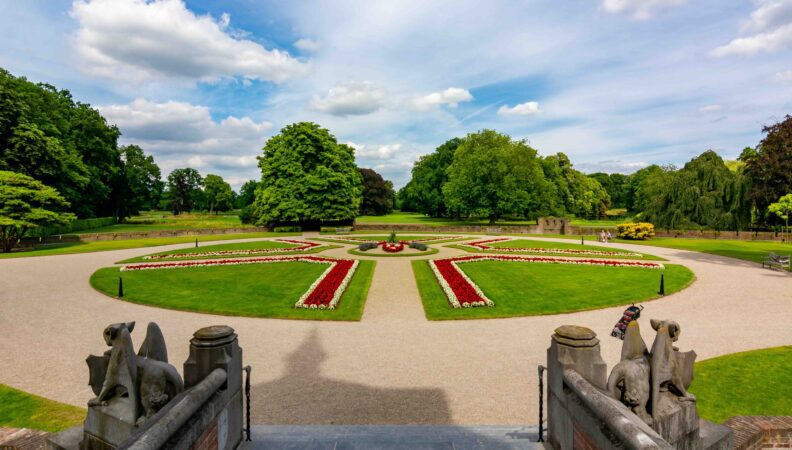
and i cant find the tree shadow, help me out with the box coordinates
[252,328,451,425]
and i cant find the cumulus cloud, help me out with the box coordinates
[294,38,320,51]
[776,69,792,82]
[410,87,473,111]
[70,0,309,83]
[602,0,686,20]
[309,81,386,116]
[347,142,402,160]
[711,0,792,57]
[498,101,542,116]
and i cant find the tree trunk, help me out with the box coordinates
[489,214,497,225]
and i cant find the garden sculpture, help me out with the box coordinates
[86,321,184,425]
[607,318,697,427]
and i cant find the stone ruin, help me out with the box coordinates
[47,322,244,450]
[546,321,733,450]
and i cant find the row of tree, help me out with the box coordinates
[397,130,610,223]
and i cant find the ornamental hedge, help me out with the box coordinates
[616,222,655,240]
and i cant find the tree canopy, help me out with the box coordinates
[0,170,75,252]
[203,174,235,214]
[742,115,792,223]
[254,122,362,225]
[359,168,395,216]
[167,168,204,215]
[400,138,461,217]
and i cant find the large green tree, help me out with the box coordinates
[742,115,792,224]
[167,168,203,215]
[358,168,395,216]
[589,172,628,209]
[443,130,547,224]
[203,174,234,214]
[235,180,260,209]
[0,171,75,252]
[254,122,362,225]
[405,138,461,217]
[539,153,610,218]
[112,145,163,220]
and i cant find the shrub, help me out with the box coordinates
[273,226,302,233]
[358,242,378,251]
[28,217,118,237]
[409,242,428,251]
[617,222,655,240]
[320,226,352,234]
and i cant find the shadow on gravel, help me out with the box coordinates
[252,328,452,424]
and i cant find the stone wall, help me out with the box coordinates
[724,416,792,450]
[354,217,570,235]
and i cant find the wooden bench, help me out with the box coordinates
[761,252,790,271]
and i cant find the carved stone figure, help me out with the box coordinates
[607,321,652,425]
[85,321,184,427]
[608,318,697,426]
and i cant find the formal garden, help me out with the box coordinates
[0,66,789,442]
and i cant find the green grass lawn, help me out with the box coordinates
[612,237,792,265]
[315,235,465,245]
[90,260,375,320]
[447,238,664,260]
[355,211,626,228]
[0,384,84,432]
[118,240,339,263]
[75,211,249,234]
[690,346,792,423]
[347,247,439,257]
[413,260,694,320]
[0,232,299,260]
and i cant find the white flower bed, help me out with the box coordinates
[460,238,642,257]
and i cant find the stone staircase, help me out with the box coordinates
[240,425,548,449]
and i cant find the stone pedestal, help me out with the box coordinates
[652,392,702,450]
[546,325,607,450]
[182,325,244,450]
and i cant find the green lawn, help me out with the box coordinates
[315,235,465,245]
[413,260,694,320]
[75,211,248,234]
[90,260,375,320]
[690,346,792,423]
[119,240,339,263]
[355,211,625,228]
[0,232,299,259]
[447,238,664,260]
[347,247,439,257]
[0,384,84,432]
[612,237,792,265]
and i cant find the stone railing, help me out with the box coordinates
[47,324,245,450]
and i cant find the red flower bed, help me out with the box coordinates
[380,241,405,253]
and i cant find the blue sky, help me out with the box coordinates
[1,0,790,189]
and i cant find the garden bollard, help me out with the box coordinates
[581,236,584,245]
[118,276,124,298]
[659,273,665,296]
[195,238,198,248]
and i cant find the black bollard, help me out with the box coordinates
[118,276,124,298]
[537,365,545,442]
[581,236,584,245]
[195,238,199,248]
[659,273,665,296]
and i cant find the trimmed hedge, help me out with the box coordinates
[616,222,655,240]
[409,241,429,251]
[273,226,302,233]
[358,242,378,251]
[28,217,118,237]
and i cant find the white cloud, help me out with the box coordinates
[309,81,386,116]
[410,87,473,111]
[698,104,722,113]
[347,142,402,160]
[776,69,792,82]
[98,98,271,189]
[498,101,542,116]
[711,0,792,57]
[70,0,309,83]
[576,160,649,174]
[602,0,686,20]
[294,38,320,51]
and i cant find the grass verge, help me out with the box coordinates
[412,260,694,320]
[1,232,299,259]
[118,241,340,263]
[90,260,375,321]
[447,238,664,260]
[690,346,792,423]
[0,384,84,432]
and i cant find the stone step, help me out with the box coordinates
[0,427,50,450]
[241,425,548,450]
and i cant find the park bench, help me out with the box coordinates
[335,227,352,235]
[761,252,790,271]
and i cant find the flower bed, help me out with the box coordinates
[320,235,461,244]
[141,239,324,260]
[429,255,664,309]
[380,241,405,253]
[460,238,642,257]
[122,255,359,310]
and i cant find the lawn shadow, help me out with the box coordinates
[251,328,451,424]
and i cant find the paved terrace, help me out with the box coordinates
[0,234,790,426]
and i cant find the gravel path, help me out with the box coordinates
[0,234,789,425]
